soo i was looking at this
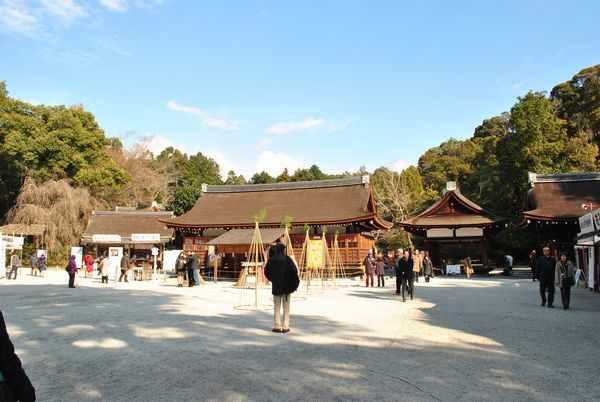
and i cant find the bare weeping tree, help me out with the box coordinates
[371,166,428,248]
[6,178,104,259]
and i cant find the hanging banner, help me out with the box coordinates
[70,247,83,268]
[579,212,594,234]
[307,239,323,269]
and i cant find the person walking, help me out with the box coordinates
[99,256,109,284]
[363,250,375,287]
[398,251,413,301]
[555,252,575,310]
[412,249,422,283]
[529,250,538,282]
[7,252,20,280]
[0,310,36,402]
[67,255,78,288]
[29,253,38,277]
[119,253,130,283]
[264,243,299,333]
[536,246,557,308]
[423,252,433,282]
[37,255,46,278]
[464,256,473,279]
[375,254,385,287]
[84,253,95,279]
[176,252,187,287]
[406,251,415,299]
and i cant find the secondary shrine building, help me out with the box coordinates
[161,176,392,276]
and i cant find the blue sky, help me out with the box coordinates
[1,0,599,179]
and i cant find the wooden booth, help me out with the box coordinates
[399,182,509,270]
[161,176,392,277]
[81,206,174,280]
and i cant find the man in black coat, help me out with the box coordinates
[264,243,299,333]
[0,311,35,402]
[536,246,557,308]
[396,251,414,302]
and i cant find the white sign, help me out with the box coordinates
[70,247,83,268]
[151,247,159,256]
[37,249,48,259]
[579,212,594,234]
[1,236,24,250]
[92,234,122,243]
[108,247,123,282]
[163,250,182,270]
[593,209,600,231]
[131,233,161,242]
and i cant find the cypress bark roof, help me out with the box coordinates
[399,189,509,229]
[162,176,392,230]
[81,211,174,243]
[523,172,600,221]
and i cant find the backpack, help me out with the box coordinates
[285,258,300,294]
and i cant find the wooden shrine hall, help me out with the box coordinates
[519,172,600,251]
[161,176,392,276]
[398,182,509,267]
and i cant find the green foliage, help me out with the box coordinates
[276,168,291,182]
[281,215,294,228]
[253,208,268,223]
[291,164,327,182]
[250,171,276,184]
[224,170,247,185]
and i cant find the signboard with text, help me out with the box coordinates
[131,233,161,242]
[579,212,594,234]
[92,234,122,243]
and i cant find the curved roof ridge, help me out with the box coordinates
[204,176,367,193]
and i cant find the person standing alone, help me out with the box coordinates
[67,255,78,288]
[536,246,556,308]
[397,251,413,301]
[375,254,385,287]
[119,253,130,283]
[265,243,299,333]
[555,252,575,310]
[7,252,20,280]
[363,251,375,288]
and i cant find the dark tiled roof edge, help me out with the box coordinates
[204,176,367,193]
[529,171,600,184]
[92,211,173,217]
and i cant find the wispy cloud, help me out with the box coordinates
[510,80,525,90]
[97,37,132,56]
[100,0,129,12]
[554,48,565,60]
[255,137,273,150]
[265,117,352,135]
[41,0,88,24]
[0,0,41,36]
[166,101,242,130]
[390,159,410,173]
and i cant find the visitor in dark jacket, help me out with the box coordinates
[187,252,200,287]
[396,251,413,301]
[375,255,385,287]
[536,246,557,308]
[0,311,36,402]
[264,243,299,333]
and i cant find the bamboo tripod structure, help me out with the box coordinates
[236,222,269,309]
[330,233,349,286]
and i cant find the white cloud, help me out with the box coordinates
[255,137,272,150]
[266,117,326,135]
[255,151,307,176]
[510,80,525,91]
[130,134,176,156]
[390,159,410,173]
[265,117,352,135]
[100,0,129,12]
[205,151,238,180]
[166,101,242,130]
[0,0,40,35]
[41,0,88,24]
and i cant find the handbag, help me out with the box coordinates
[562,275,575,287]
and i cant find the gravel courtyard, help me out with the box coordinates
[2,271,599,401]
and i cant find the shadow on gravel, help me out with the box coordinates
[2,278,600,401]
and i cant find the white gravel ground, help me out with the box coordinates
[2,270,599,401]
